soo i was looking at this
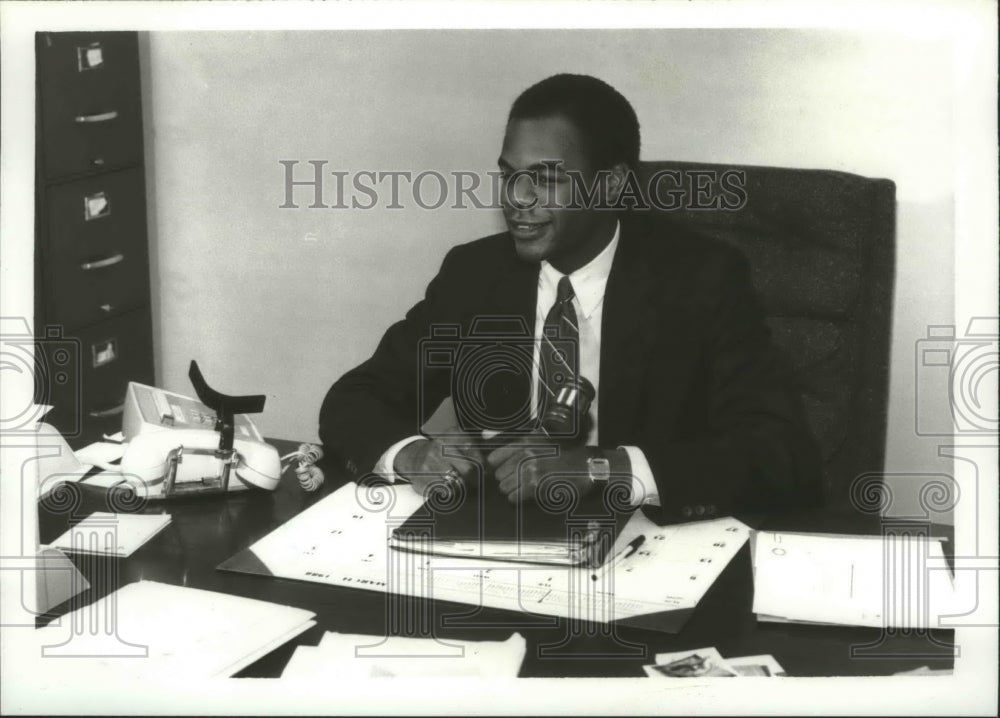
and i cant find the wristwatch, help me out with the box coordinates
[586,450,611,486]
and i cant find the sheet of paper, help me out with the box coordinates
[29,580,316,680]
[223,481,750,624]
[282,631,526,678]
[49,511,172,557]
[74,441,126,471]
[281,646,369,679]
[751,531,956,629]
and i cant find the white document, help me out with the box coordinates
[282,631,526,678]
[751,531,957,629]
[74,441,126,471]
[49,511,172,557]
[229,481,749,624]
[30,580,316,680]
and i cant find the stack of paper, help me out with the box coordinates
[30,581,316,679]
[282,632,527,678]
[751,531,956,629]
[49,512,172,557]
[643,647,786,677]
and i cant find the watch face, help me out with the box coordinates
[588,457,611,483]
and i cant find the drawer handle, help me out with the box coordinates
[75,110,119,124]
[88,403,125,419]
[80,254,124,271]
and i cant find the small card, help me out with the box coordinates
[50,511,171,558]
[727,654,787,677]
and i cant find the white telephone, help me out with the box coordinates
[119,361,281,498]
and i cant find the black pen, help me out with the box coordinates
[610,534,646,564]
[588,535,647,575]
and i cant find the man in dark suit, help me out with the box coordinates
[319,74,821,523]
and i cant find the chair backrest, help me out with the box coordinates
[634,160,896,506]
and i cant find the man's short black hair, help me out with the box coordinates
[508,73,641,171]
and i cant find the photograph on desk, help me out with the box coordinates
[1,1,996,715]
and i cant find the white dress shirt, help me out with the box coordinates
[376,221,660,507]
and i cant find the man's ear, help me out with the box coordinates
[605,163,629,206]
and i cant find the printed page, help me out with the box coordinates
[49,512,172,557]
[751,531,956,629]
[30,580,316,679]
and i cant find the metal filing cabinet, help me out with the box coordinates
[35,31,154,447]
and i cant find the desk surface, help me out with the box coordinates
[38,439,955,678]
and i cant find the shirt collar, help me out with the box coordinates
[539,220,620,320]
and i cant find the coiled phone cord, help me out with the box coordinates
[280,443,325,492]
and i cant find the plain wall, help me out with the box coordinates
[140,29,957,520]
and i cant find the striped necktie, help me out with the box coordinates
[538,275,579,420]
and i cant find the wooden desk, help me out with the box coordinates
[37,439,955,678]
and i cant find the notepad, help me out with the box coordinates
[49,511,172,557]
[30,580,316,679]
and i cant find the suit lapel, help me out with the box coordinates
[486,250,539,327]
[599,220,661,447]
[477,246,539,430]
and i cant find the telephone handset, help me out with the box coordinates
[121,428,282,494]
[120,361,282,498]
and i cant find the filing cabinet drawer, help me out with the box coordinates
[37,32,143,179]
[45,248,150,331]
[45,167,147,258]
[40,307,154,445]
[43,168,149,329]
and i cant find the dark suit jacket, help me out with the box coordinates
[319,212,823,523]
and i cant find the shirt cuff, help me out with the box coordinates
[373,435,425,483]
[620,445,660,507]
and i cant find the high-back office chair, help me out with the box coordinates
[635,161,896,508]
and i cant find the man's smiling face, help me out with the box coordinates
[499,115,610,271]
